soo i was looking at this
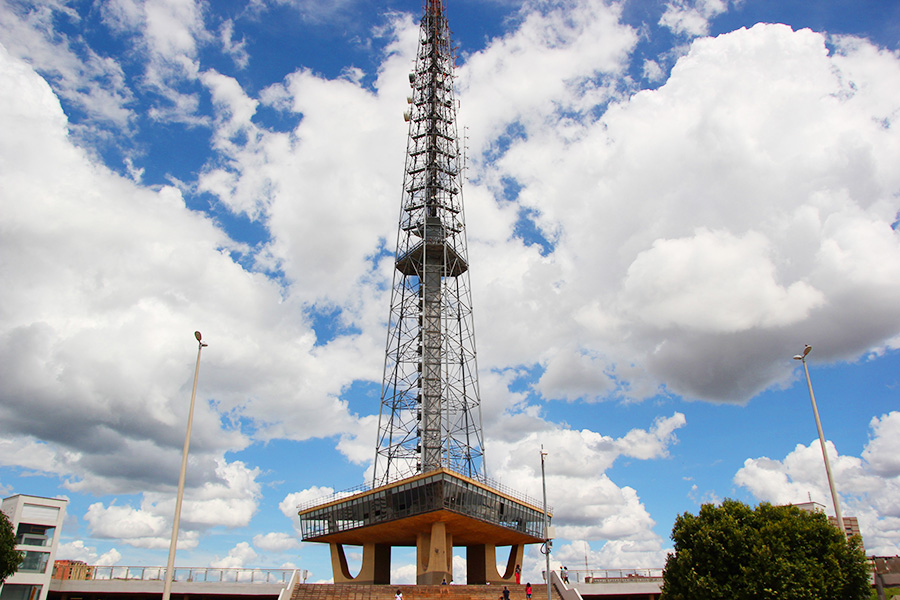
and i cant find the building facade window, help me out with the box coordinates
[18,552,50,574]
[0,584,42,600]
[14,524,55,548]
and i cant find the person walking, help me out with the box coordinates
[502,586,510,600]
[525,583,532,600]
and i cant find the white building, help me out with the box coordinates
[790,501,862,543]
[1,495,68,600]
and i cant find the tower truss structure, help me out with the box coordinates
[298,2,550,585]
[373,0,484,486]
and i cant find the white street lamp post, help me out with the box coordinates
[540,446,551,600]
[793,344,845,535]
[163,331,208,600]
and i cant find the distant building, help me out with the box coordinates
[51,560,93,581]
[831,515,861,540]
[871,556,900,588]
[1,494,68,600]
[790,501,861,545]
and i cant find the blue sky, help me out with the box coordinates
[1,0,900,584]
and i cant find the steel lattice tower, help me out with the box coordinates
[373,0,484,486]
[298,3,549,583]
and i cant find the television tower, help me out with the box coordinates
[373,0,484,486]
[297,2,549,585]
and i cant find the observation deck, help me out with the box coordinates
[298,469,550,585]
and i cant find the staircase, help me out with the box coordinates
[291,584,560,600]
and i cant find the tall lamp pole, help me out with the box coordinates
[793,344,845,534]
[163,331,208,600]
[540,446,551,600]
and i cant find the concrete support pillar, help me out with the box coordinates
[466,544,489,585]
[331,542,392,584]
[371,543,392,584]
[466,544,524,585]
[500,544,524,582]
[417,521,453,584]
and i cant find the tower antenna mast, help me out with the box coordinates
[298,4,550,586]
[373,0,484,486]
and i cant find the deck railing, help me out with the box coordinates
[298,470,551,514]
[558,568,664,583]
[54,565,297,584]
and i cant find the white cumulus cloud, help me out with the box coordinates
[211,541,258,569]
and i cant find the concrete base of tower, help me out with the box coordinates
[467,543,524,585]
[417,521,452,584]
[329,530,525,585]
[331,542,392,584]
[298,469,549,586]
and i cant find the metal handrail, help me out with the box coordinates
[297,470,552,514]
[563,568,664,582]
[54,565,297,584]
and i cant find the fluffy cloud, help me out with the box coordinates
[553,538,667,573]
[0,1,135,127]
[201,17,415,310]
[486,414,685,564]
[85,503,168,540]
[386,565,413,585]
[211,541,258,569]
[99,0,210,122]
[57,540,123,566]
[620,229,824,332]
[457,0,637,149]
[253,531,301,552]
[81,459,261,548]
[83,502,189,550]
[861,412,900,477]
[735,411,900,554]
[659,0,731,37]
[0,41,266,496]
[465,22,900,403]
[0,28,375,511]
[734,442,849,507]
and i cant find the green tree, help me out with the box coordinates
[1,511,23,583]
[660,499,870,600]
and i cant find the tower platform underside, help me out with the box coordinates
[298,469,548,585]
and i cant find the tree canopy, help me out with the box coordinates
[1,511,23,583]
[660,499,870,600]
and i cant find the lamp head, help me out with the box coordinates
[793,344,812,360]
[194,331,202,342]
